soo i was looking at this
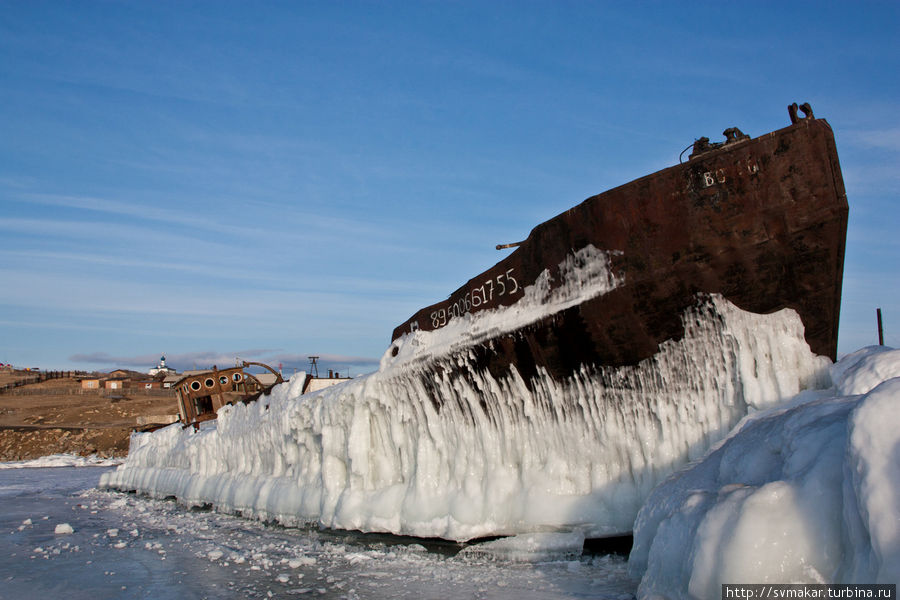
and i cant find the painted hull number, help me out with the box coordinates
[429,268,519,330]
[700,158,760,188]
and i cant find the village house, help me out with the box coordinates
[161,373,180,389]
[104,377,128,390]
[80,377,102,390]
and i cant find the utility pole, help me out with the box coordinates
[877,308,884,346]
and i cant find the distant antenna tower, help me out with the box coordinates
[308,356,319,378]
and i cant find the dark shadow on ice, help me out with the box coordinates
[583,534,633,556]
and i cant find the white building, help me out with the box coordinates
[148,355,176,377]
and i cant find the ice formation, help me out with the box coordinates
[1,466,637,598]
[629,346,900,597]
[53,523,74,535]
[0,454,122,470]
[457,530,587,562]
[101,247,831,542]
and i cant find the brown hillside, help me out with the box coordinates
[0,370,179,461]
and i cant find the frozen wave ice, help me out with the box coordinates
[100,270,829,542]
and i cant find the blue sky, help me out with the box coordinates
[1,1,898,375]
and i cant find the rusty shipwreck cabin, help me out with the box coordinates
[173,363,283,427]
[173,363,354,427]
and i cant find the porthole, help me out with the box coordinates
[190,381,201,391]
[219,376,229,385]
[233,373,243,382]
[204,378,215,388]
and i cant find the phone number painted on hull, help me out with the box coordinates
[406,268,521,334]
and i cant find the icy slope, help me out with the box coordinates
[629,346,900,597]
[100,248,830,542]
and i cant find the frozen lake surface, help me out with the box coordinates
[1,465,636,599]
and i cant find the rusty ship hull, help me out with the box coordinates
[391,111,847,386]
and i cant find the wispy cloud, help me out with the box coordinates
[841,163,900,199]
[844,127,900,151]
[0,248,293,289]
[0,216,235,260]
[69,349,380,373]
[69,349,277,368]
[0,263,443,318]
[267,353,380,367]
[5,191,415,259]
[14,193,271,238]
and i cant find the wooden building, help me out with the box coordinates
[80,378,101,390]
[104,378,128,390]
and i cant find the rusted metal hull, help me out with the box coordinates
[392,115,848,380]
[174,361,284,428]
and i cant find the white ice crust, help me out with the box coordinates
[629,346,900,596]
[0,453,122,469]
[101,245,831,544]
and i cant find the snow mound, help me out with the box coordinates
[629,346,900,597]
[831,345,900,395]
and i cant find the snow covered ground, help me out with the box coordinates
[0,464,636,599]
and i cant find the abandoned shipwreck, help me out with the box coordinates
[102,104,849,542]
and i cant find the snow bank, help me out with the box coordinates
[629,346,900,597]
[100,247,830,542]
